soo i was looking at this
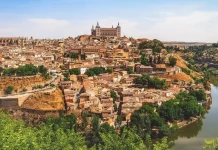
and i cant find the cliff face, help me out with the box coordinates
[21,88,65,111]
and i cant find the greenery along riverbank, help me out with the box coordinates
[130,89,206,139]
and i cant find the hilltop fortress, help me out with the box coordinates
[91,22,121,38]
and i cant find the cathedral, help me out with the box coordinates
[91,22,121,38]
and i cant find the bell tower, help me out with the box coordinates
[96,22,101,36]
[91,25,94,35]
[116,22,121,38]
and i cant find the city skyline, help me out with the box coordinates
[1,0,218,42]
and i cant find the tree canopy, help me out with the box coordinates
[2,64,49,77]
[158,91,204,122]
[4,86,14,94]
[140,54,148,65]
[69,68,81,75]
[134,74,167,89]
[138,39,164,54]
[168,56,177,67]
[85,67,107,77]
[0,110,173,150]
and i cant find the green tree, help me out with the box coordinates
[153,137,173,150]
[85,67,107,76]
[85,69,95,77]
[130,105,164,138]
[70,53,79,60]
[63,72,70,81]
[127,67,134,74]
[111,90,118,102]
[181,100,203,119]
[22,88,27,92]
[190,90,206,101]
[4,86,14,94]
[92,116,100,133]
[3,68,17,76]
[204,138,218,150]
[38,65,47,74]
[141,54,148,65]
[138,39,164,54]
[0,67,4,74]
[114,103,118,112]
[169,56,177,67]
[0,111,86,150]
[106,68,113,74]
[116,115,122,128]
[134,74,167,89]
[16,64,39,76]
[69,68,80,75]
[158,99,183,122]
[81,113,88,130]
[98,128,147,150]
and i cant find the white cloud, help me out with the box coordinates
[28,18,69,30]
[144,11,218,42]
[2,12,218,42]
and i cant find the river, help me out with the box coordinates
[169,85,218,150]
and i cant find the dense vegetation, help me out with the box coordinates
[158,91,204,121]
[140,54,148,65]
[130,90,205,139]
[168,56,177,67]
[204,138,218,149]
[127,67,134,74]
[0,111,87,150]
[130,105,174,139]
[0,64,49,79]
[183,44,218,88]
[63,72,70,81]
[0,110,172,150]
[85,67,112,77]
[134,73,168,89]
[4,86,14,94]
[64,52,86,60]
[69,68,81,75]
[138,39,164,54]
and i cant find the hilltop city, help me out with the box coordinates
[0,22,213,143]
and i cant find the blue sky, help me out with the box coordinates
[1,0,218,42]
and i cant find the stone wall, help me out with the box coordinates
[0,98,19,110]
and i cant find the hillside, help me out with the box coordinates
[0,75,48,93]
[158,72,194,82]
[21,88,65,111]
[174,54,201,78]
[174,54,189,69]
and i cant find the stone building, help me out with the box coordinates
[0,37,26,46]
[91,22,121,38]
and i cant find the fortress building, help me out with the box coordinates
[91,22,121,38]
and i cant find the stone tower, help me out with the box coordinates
[116,22,121,38]
[96,22,100,36]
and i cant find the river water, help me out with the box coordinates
[170,85,218,150]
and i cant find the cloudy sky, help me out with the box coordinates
[1,0,218,42]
